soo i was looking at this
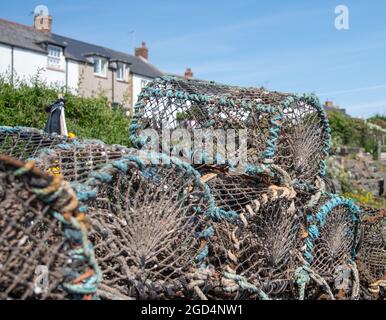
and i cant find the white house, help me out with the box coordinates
[0,9,163,112]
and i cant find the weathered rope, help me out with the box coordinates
[0,155,101,299]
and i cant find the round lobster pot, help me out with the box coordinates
[0,126,69,160]
[130,76,330,186]
[192,167,301,299]
[300,194,362,300]
[0,155,99,300]
[33,140,131,183]
[356,207,385,299]
[73,151,213,300]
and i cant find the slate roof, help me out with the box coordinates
[0,18,163,78]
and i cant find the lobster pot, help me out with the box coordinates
[301,194,362,299]
[356,207,385,299]
[0,126,69,160]
[130,77,287,167]
[194,167,301,299]
[0,155,99,300]
[131,77,330,186]
[33,140,131,183]
[75,152,212,300]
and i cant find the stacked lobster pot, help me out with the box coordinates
[128,76,376,300]
[0,127,217,299]
[0,126,70,160]
[29,141,216,299]
[0,76,384,300]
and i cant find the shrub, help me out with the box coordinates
[0,73,131,146]
[344,190,386,209]
[327,110,381,157]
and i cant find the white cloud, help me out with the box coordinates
[319,84,386,96]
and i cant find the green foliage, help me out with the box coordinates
[0,73,131,146]
[326,157,354,193]
[327,110,380,157]
[368,114,386,129]
[344,190,386,209]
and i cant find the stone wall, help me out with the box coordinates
[328,149,386,197]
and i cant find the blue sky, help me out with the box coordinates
[1,0,386,118]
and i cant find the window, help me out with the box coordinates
[93,57,107,77]
[116,63,128,81]
[47,45,62,69]
[141,79,148,89]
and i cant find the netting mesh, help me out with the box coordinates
[209,199,301,300]
[33,140,131,183]
[276,96,329,182]
[0,155,100,300]
[300,195,361,300]
[73,152,212,299]
[185,166,300,299]
[0,126,69,160]
[196,165,296,215]
[311,207,356,278]
[130,76,330,185]
[356,207,386,299]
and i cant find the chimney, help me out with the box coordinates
[135,41,149,60]
[34,12,52,33]
[324,100,334,108]
[184,68,193,79]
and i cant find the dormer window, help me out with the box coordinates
[116,62,129,81]
[47,45,63,69]
[93,57,107,77]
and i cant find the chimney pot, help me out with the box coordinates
[135,41,149,60]
[324,100,334,107]
[184,68,193,79]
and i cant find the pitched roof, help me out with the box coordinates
[51,34,163,78]
[0,18,61,53]
[0,18,163,78]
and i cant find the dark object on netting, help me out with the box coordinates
[44,98,67,135]
[72,151,215,300]
[130,76,330,186]
[0,155,100,300]
[296,194,362,300]
[0,126,69,160]
[356,207,385,300]
[33,140,132,183]
[193,165,300,299]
